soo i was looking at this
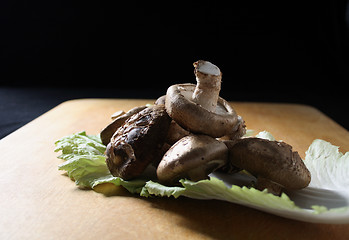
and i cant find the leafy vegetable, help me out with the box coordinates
[141,178,300,212]
[54,131,146,193]
[304,139,349,197]
[54,131,349,223]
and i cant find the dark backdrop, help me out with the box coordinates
[1,1,349,137]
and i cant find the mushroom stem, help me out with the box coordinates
[192,60,222,112]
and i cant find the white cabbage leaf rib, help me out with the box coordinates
[304,139,349,197]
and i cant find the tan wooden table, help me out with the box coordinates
[1,99,349,239]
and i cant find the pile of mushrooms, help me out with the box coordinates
[101,60,311,196]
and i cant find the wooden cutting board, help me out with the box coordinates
[1,99,349,240]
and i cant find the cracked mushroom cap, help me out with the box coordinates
[105,105,171,180]
[100,106,147,146]
[225,138,311,190]
[157,134,228,185]
[165,84,239,138]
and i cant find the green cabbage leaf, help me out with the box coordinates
[54,131,349,223]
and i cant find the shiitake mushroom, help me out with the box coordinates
[105,105,171,180]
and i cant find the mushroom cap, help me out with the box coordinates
[157,134,228,185]
[154,95,166,105]
[100,105,147,146]
[105,105,171,180]
[219,115,246,141]
[225,138,311,189]
[101,115,129,146]
[165,83,238,138]
[165,120,190,145]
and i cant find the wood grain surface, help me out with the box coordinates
[1,99,349,240]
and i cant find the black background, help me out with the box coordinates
[1,1,349,138]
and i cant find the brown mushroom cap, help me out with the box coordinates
[219,115,247,141]
[105,105,171,180]
[154,95,166,105]
[165,120,190,145]
[100,105,147,146]
[165,83,239,138]
[157,134,228,185]
[225,138,311,190]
